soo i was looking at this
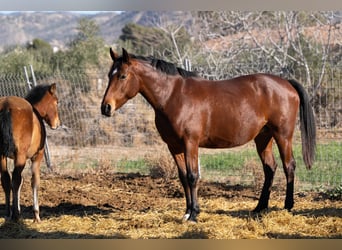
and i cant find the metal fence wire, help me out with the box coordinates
[0,68,341,190]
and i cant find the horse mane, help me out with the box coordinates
[24,85,48,149]
[134,55,198,78]
[25,84,51,105]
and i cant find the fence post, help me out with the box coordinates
[24,65,52,170]
[183,58,192,71]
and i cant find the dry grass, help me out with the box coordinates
[0,164,340,239]
[146,151,178,180]
[0,187,340,239]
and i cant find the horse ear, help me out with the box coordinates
[110,47,118,61]
[49,83,57,94]
[122,48,130,64]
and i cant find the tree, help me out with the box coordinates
[55,18,105,72]
[0,39,54,76]
[118,21,197,65]
[26,38,54,75]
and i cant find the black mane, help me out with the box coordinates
[110,53,198,78]
[135,55,198,78]
[25,84,51,105]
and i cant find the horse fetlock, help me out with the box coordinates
[33,216,41,223]
[253,202,269,213]
[188,211,199,223]
[284,199,294,211]
[11,209,21,222]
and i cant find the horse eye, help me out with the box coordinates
[119,74,127,80]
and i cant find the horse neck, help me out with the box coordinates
[31,103,47,150]
[136,64,180,110]
[31,102,45,119]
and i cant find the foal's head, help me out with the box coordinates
[25,83,60,129]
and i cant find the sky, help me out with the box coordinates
[0,11,121,15]
[1,0,340,11]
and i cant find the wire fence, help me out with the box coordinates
[0,67,341,190]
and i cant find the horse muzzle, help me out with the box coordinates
[101,103,113,117]
[50,118,61,130]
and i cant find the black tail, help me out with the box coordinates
[288,79,316,169]
[0,107,16,157]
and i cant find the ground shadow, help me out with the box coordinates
[293,207,342,218]
[209,205,342,220]
[0,220,129,239]
[0,202,116,221]
[176,229,209,239]
[266,232,342,239]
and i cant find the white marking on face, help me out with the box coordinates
[111,68,118,77]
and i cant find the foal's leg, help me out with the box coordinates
[0,156,11,219]
[254,131,278,212]
[31,150,44,222]
[11,155,26,221]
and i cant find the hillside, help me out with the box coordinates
[0,11,193,51]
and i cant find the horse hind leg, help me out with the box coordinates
[275,136,296,211]
[11,155,26,221]
[0,156,11,219]
[31,150,44,223]
[253,130,278,213]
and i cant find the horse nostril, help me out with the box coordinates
[101,103,111,116]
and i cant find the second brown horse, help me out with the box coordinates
[0,83,60,222]
[101,48,316,222]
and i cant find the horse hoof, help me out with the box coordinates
[182,213,190,222]
[11,216,21,223]
[33,217,41,223]
[252,207,268,214]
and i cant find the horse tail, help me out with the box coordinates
[288,79,316,169]
[0,106,16,157]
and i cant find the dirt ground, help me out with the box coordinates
[0,168,341,239]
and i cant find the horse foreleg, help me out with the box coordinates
[0,156,11,219]
[168,146,192,221]
[11,156,25,221]
[184,140,200,222]
[31,151,43,223]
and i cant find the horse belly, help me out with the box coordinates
[199,113,265,149]
[200,132,254,148]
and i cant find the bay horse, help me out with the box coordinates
[0,83,60,222]
[101,48,316,222]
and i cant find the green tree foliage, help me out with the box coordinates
[119,23,170,55]
[0,46,30,74]
[118,22,196,62]
[0,39,54,76]
[53,18,105,72]
[0,18,106,76]
[26,38,54,75]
